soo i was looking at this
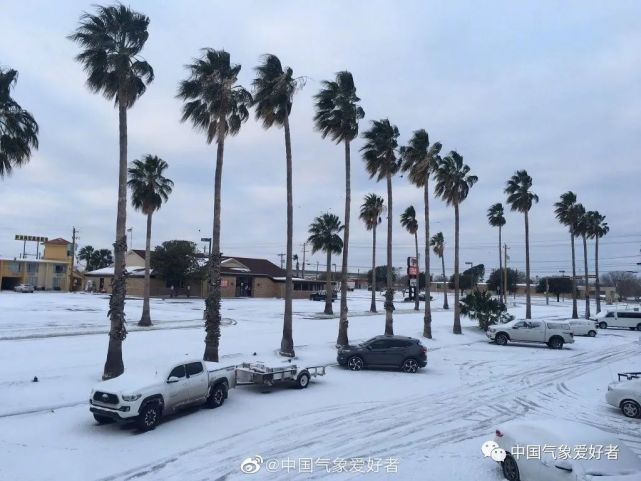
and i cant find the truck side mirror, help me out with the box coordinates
[167,376,180,384]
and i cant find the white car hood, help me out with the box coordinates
[93,369,162,394]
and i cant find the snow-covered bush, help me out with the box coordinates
[459,291,513,331]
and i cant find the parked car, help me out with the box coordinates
[493,419,641,481]
[418,293,433,302]
[14,284,35,293]
[595,308,641,331]
[89,360,235,431]
[606,376,641,418]
[486,319,574,349]
[568,319,598,337]
[309,290,337,302]
[337,335,427,373]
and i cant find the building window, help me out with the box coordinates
[54,264,67,274]
[27,263,39,274]
[8,262,21,274]
[27,276,38,286]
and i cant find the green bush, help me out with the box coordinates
[459,291,513,331]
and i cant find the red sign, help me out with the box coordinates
[407,257,418,277]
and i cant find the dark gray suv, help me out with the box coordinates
[337,335,427,373]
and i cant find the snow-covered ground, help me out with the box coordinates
[0,291,639,481]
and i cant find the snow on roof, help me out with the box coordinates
[85,265,147,277]
[45,238,71,245]
[0,257,68,264]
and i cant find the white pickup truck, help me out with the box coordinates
[487,319,574,349]
[90,359,235,431]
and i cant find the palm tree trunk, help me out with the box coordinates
[103,98,128,380]
[203,123,225,362]
[280,114,295,357]
[324,250,333,315]
[498,226,503,304]
[138,212,153,326]
[370,225,377,313]
[453,203,461,334]
[582,233,590,319]
[441,253,448,309]
[524,210,532,319]
[384,174,394,336]
[337,140,350,346]
[570,233,578,318]
[423,182,432,338]
[595,236,601,313]
[414,232,420,311]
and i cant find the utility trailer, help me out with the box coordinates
[618,372,641,381]
[235,362,326,389]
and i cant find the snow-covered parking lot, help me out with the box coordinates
[1,291,640,481]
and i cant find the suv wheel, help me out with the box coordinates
[548,336,564,349]
[206,384,226,408]
[502,455,520,481]
[495,333,508,346]
[598,321,607,329]
[587,330,597,337]
[347,356,364,371]
[621,400,641,418]
[137,403,161,431]
[93,413,113,424]
[637,323,641,332]
[295,371,310,389]
[401,358,419,373]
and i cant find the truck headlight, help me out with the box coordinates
[121,394,142,401]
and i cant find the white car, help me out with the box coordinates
[493,419,641,481]
[569,319,598,337]
[595,309,641,331]
[14,284,35,293]
[487,320,574,349]
[606,378,641,418]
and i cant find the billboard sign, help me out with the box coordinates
[15,235,48,242]
[407,257,418,277]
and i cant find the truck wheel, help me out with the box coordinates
[621,400,641,418]
[495,333,508,346]
[136,403,161,432]
[347,356,364,371]
[206,384,226,408]
[548,336,564,349]
[587,330,597,337]
[93,413,114,424]
[637,323,641,331]
[502,454,520,481]
[295,371,310,389]
[598,321,607,329]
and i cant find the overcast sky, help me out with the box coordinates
[1,0,640,279]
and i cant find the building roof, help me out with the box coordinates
[130,249,147,260]
[221,256,285,278]
[45,238,71,245]
[85,265,147,277]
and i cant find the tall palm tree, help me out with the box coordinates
[79,245,95,271]
[400,129,442,338]
[361,119,400,335]
[252,54,303,357]
[314,71,364,347]
[0,68,39,178]
[434,152,477,334]
[585,210,609,314]
[400,206,420,312]
[360,194,385,313]
[574,204,591,319]
[70,4,154,379]
[307,213,344,315]
[554,191,580,319]
[487,203,506,303]
[127,155,173,327]
[177,48,252,362]
[91,249,113,270]
[505,170,538,320]
[430,232,448,309]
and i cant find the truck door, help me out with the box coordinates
[185,361,209,403]
[165,364,191,411]
[526,321,545,342]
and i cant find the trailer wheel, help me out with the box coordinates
[206,383,226,408]
[598,321,607,329]
[295,371,310,389]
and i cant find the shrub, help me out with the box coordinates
[459,291,513,331]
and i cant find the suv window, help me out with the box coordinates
[186,362,203,377]
[168,365,186,379]
[388,339,411,348]
[369,340,390,349]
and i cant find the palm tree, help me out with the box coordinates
[434,152,478,334]
[505,170,538,320]
[430,232,448,309]
[487,203,506,303]
[0,68,39,178]
[585,210,609,313]
[70,4,154,379]
[252,54,303,357]
[361,119,400,335]
[307,213,344,315]
[554,191,580,319]
[127,155,173,327]
[574,204,591,319]
[360,194,385,313]
[314,71,364,347]
[177,49,252,362]
[400,206,420,312]
[91,249,113,269]
[79,245,95,271]
[400,129,442,338]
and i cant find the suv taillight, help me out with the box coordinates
[421,347,427,353]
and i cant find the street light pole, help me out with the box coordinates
[559,270,566,301]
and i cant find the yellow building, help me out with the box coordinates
[0,238,75,291]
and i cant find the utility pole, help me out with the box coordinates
[301,242,306,279]
[316,260,320,280]
[503,244,509,302]
[545,277,550,305]
[69,227,77,292]
[277,253,286,269]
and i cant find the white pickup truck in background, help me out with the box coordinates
[487,319,574,349]
[90,359,235,431]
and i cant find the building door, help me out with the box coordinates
[235,276,251,297]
